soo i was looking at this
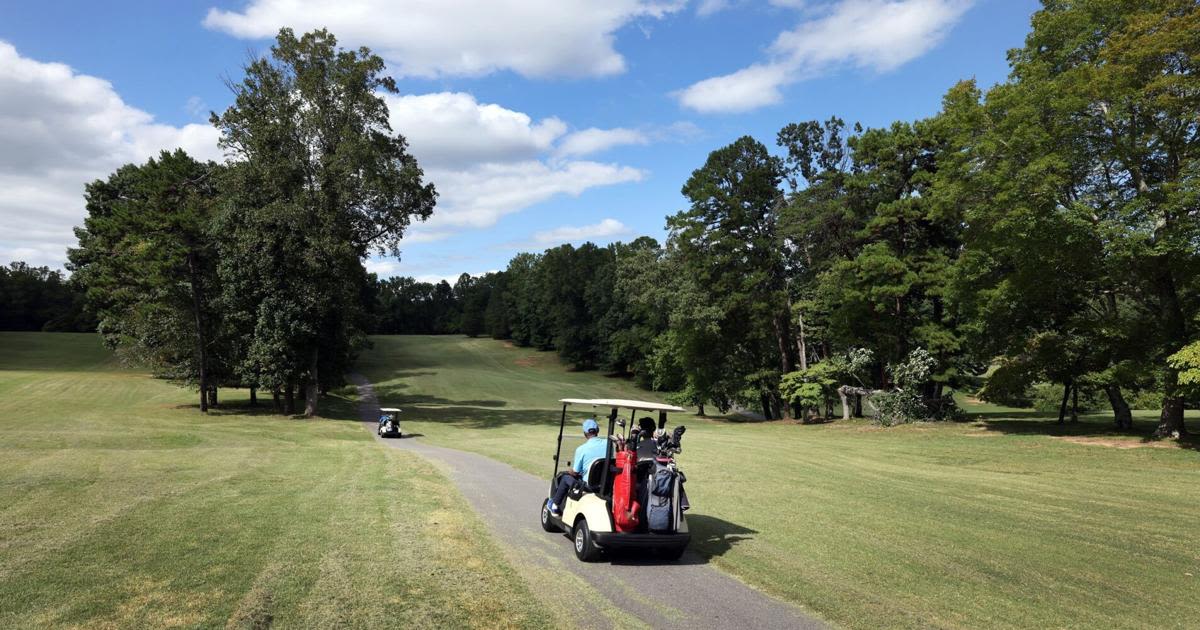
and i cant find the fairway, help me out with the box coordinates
[0,332,552,629]
[361,335,1200,630]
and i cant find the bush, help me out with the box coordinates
[927,391,966,422]
[1030,383,1106,413]
[1126,389,1163,410]
[871,390,925,427]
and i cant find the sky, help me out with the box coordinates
[0,0,1041,284]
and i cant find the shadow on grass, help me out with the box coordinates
[317,379,561,430]
[687,513,758,561]
[975,415,1200,451]
[605,513,757,566]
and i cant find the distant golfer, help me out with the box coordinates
[549,418,607,515]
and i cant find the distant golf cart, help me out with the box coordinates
[377,407,402,438]
[540,398,691,562]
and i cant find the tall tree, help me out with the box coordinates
[667,136,794,418]
[69,150,222,410]
[0,262,93,332]
[946,1,1200,437]
[211,28,436,416]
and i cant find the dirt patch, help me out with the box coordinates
[513,357,538,367]
[1054,436,1179,450]
[501,341,515,349]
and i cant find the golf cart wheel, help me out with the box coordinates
[573,519,601,562]
[540,500,559,532]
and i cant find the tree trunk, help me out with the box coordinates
[272,388,281,413]
[838,386,851,421]
[185,251,208,413]
[1152,265,1189,439]
[1057,381,1071,425]
[773,314,796,420]
[770,393,783,422]
[208,386,218,408]
[305,347,319,417]
[285,384,295,415]
[250,386,257,407]
[1153,369,1187,438]
[854,394,863,418]
[760,393,773,420]
[796,308,808,371]
[1070,385,1078,423]
[697,403,706,417]
[1104,384,1132,430]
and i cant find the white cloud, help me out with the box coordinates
[676,0,973,113]
[556,127,648,158]
[203,0,685,79]
[414,161,644,235]
[385,92,565,169]
[696,0,732,16]
[675,63,791,113]
[0,41,221,269]
[382,92,647,240]
[364,258,401,277]
[531,218,631,245]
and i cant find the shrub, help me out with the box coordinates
[871,389,926,427]
[1029,383,1106,413]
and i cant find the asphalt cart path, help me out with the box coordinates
[351,374,826,630]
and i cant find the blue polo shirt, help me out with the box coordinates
[573,436,608,474]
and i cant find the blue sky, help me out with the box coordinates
[0,0,1040,282]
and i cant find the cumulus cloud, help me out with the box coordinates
[416,160,644,233]
[556,127,649,158]
[0,41,221,269]
[386,92,566,169]
[383,92,646,239]
[696,0,733,16]
[677,0,973,113]
[203,0,685,79]
[531,218,631,245]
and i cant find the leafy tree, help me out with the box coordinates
[945,1,1200,437]
[69,150,223,410]
[0,262,93,332]
[211,28,435,415]
[667,136,795,418]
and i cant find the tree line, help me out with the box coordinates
[374,1,1200,437]
[0,262,94,332]
[67,29,435,415]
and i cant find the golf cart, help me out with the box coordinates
[377,407,402,438]
[540,398,691,562]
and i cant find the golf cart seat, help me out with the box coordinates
[567,458,615,498]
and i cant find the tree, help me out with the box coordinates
[945,1,1200,437]
[69,150,223,410]
[667,136,795,418]
[0,262,93,332]
[211,28,436,416]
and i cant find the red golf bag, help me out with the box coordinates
[611,446,641,532]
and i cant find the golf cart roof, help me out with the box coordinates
[558,398,685,413]
[379,407,401,412]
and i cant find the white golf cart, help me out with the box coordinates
[377,407,402,438]
[540,398,691,562]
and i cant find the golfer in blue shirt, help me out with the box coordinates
[549,418,607,515]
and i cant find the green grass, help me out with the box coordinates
[361,335,1200,630]
[0,332,553,629]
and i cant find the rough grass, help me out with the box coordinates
[360,335,1200,630]
[0,332,552,629]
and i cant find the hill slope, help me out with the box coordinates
[0,332,552,629]
[361,335,1200,630]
